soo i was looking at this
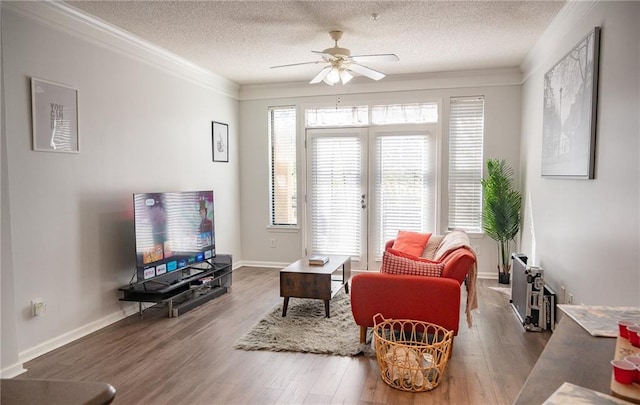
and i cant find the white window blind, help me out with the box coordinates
[375,133,435,259]
[309,135,362,256]
[448,96,484,232]
[269,106,297,226]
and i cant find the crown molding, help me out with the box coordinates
[520,0,598,81]
[239,67,523,101]
[2,1,240,99]
[4,0,531,102]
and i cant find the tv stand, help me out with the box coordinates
[142,279,172,287]
[119,255,232,317]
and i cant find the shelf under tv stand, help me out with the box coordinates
[119,255,232,317]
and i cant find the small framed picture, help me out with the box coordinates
[212,121,229,162]
[31,77,79,153]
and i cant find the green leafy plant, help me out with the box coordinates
[481,159,522,279]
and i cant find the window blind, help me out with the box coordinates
[309,135,361,256]
[448,96,484,232]
[375,134,435,259]
[269,106,297,226]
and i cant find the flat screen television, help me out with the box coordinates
[133,190,215,282]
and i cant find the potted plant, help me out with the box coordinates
[481,159,522,284]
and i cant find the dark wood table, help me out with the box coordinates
[1,378,116,405]
[514,314,617,404]
[280,255,351,318]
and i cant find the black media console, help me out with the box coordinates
[119,254,232,317]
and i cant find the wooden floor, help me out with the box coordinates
[19,267,550,404]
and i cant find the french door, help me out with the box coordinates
[306,124,437,270]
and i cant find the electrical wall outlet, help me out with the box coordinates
[567,293,574,305]
[270,238,277,248]
[31,299,46,317]
[560,286,566,304]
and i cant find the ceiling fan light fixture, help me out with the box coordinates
[275,31,398,86]
[326,67,341,84]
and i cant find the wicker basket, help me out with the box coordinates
[373,313,453,392]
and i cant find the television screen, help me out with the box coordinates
[133,190,215,281]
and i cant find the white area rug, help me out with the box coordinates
[234,289,374,357]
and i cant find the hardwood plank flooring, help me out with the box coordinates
[18,267,550,404]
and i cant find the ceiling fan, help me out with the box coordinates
[271,30,399,85]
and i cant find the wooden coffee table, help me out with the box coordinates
[280,255,351,318]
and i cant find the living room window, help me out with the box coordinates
[303,102,439,270]
[305,126,436,270]
[374,130,435,258]
[371,103,438,124]
[305,106,369,127]
[448,96,484,233]
[269,106,297,227]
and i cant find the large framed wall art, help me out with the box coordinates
[31,77,79,153]
[541,27,600,179]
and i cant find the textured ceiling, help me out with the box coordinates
[66,1,565,86]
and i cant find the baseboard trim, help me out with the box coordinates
[0,362,27,379]
[18,304,139,365]
[10,264,499,369]
[16,262,247,366]
[477,271,498,280]
[235,260,290,269]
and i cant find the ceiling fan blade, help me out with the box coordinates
[322,77,335,86]
[310,66,332,84]
[271,61,323,69]
[351,53,399,63]
[348,63,386,81]
[340,69,353,85]
[311,50,339,60]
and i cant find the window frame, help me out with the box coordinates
[447,96,485,234]
[268,105,298,228]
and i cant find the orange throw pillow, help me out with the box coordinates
[391,230,431,257]
[387,248,441,265]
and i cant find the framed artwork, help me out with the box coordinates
[31,77,79,153]
[541,27,600,179]
[212,121,229,162]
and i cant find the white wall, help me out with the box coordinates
[1,3,26,378]
[239,80,522,277]
[9,0,636,376]
[519,1,640,306]
[1,3,241,373]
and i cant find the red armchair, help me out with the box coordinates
[350,238,476,353]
